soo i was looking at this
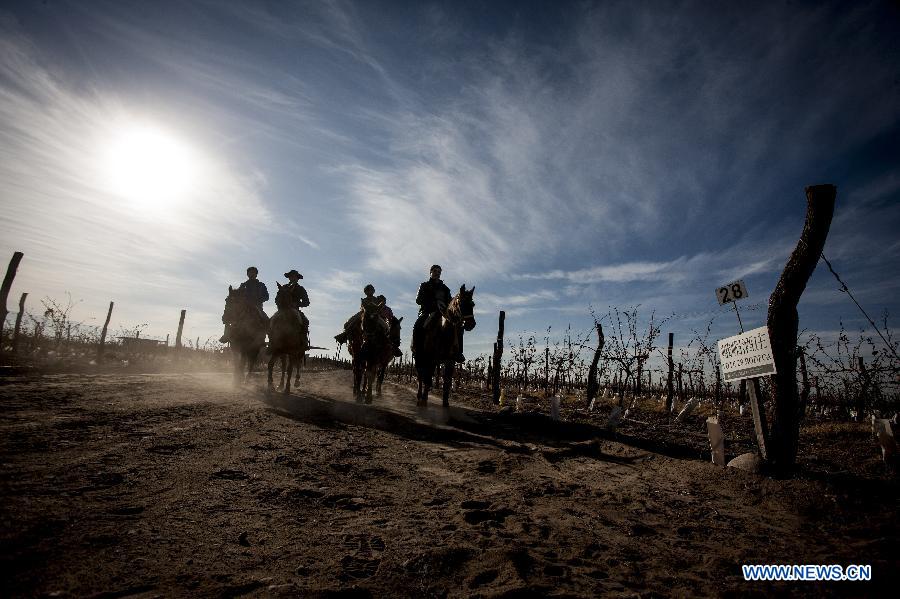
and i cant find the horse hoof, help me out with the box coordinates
[282,388,290,395]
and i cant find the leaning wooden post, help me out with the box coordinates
[856,356,870,423]
[491,311,505,404]
[748,378,770,461]
[0,251,24,352]
[665,333,674,412]
[586,323,605,406]
[767,184,835,472]
[175,309,186,349]
[12,292,27,354]
[97,301,114,361]
[544,347,550,393]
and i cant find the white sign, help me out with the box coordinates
[716,279,749,305]
[718,326,777,382]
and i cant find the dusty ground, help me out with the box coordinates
[0,369,896,597]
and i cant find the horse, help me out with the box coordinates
[413,285,476,407]
[346,300,397,403]
[222,286,267,385]
[267,282,309,394]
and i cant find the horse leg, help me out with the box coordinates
[442,361,455,407]
[364,363,374,404]
[283,354,293,395]
[376,363,385,396]
[353,359,364,402]
[232,348,242,386]
[278,354,286,390]
[267,353,277,392]
[246,347,260,383]
[294,352,302,387]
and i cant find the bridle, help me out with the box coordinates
[444,294,474,328]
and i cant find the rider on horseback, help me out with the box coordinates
[413,264,464,362]
[220,266,269,343]
[376,295,403,357]
[282,269,310,345]
[335,284,390,345]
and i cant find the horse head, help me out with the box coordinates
[224,285,257,324]
[458,284,476,331]
[274,281,292,311]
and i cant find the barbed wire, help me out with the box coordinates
[821,253,899,362]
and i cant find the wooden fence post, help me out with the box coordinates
[676,363,684,405]
[665,333,674,412]
[175,309,186,348]
[491,310,505,404]
[1,251,24,352]
[12,292,27,354]
[747,378,770,461]
[767,184,835,471]
[586,323,604,406]
[856,356,870,422]
[544,347,550,392]
[97,301,114,360]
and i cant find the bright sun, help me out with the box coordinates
[103,123,195,213]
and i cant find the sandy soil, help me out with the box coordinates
[0,369,896,598]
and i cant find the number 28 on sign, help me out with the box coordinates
[716,280,749,305]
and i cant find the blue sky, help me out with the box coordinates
[1,0,898,367]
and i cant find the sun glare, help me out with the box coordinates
[102,123,195,213]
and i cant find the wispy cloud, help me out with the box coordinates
[0,23,301,326]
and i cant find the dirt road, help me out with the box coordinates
[0,370,894,597]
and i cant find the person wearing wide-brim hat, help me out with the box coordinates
[282,269,311,336]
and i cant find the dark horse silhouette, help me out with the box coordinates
[222,286,267,385]
[346,300,400,403]
[267,282,309,394]
[414,285,476,407]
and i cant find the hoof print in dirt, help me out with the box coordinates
[628,523,657,537]
[339,534,385,581]
[543,564,569,577]
[238,531,250,546]
[210,469,249,481]
[107,505,144,516]
[146,443,194,455]
[463,506,513,525]
[476,460,497,474]
[322,493,365,510]
[469,568,499,588]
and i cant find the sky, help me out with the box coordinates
[1,0,898,370]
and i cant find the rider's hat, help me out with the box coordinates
[430,264,442,272]
[284,269,303,279]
